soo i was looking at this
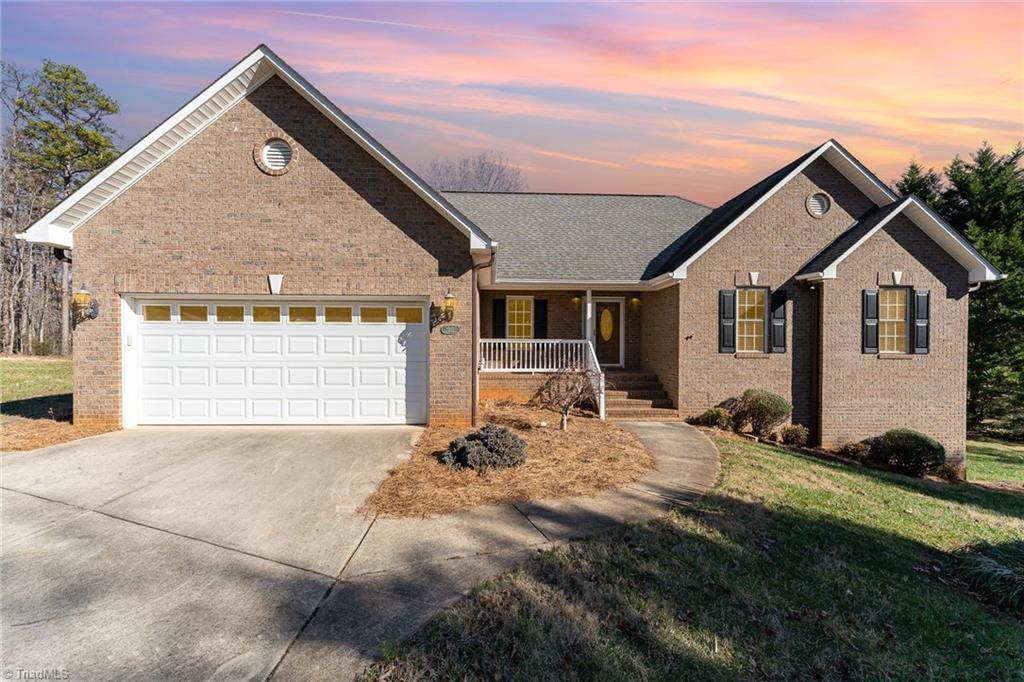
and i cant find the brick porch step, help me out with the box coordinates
[607,407,681,420]
[606,397,675,409]
[605,388,668,400]
[602,370,679,420]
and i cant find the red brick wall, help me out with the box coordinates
[672,159,970,461]
[72,76,474,427]
[819,214,969,465]
[640,286,679,404]
[676,159,875,427]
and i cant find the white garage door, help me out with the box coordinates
[133,300,428,425]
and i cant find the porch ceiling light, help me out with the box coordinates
[571,295,582,307]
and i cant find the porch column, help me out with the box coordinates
[585,289,594,342]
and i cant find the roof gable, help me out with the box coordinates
[796,195,1003,284]
[19,45,492,252]
[657,139,898,278]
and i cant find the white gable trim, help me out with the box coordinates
[795,196,1003,284]
[670,139,898,279]
[18,45,493,252]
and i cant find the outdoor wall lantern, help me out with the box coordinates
[71,285,98,326]
[431,289,458,328]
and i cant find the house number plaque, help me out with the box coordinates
[440,325,461,335]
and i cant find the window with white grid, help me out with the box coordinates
[506,297,533,339]
[736,288,766,352]
[879,288,908,353]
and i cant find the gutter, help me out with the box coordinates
[470,247,496,427]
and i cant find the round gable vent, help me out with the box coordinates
[262,139,293,169]
[806,192,831,218]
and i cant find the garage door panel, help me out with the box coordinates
[323,336,354,356]
[251,367,283,387]
[178,335,210,354]
[215,336,246,354]
[142,335,173,354]
[251,336,283,355]
[214,366,246,386]
[287,336,318,355]
[136,300,428,425]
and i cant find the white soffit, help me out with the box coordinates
[671,139,898,279]
[19,45,492,252]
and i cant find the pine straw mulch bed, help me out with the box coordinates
[362,400,656,517]
[1,416,118,452]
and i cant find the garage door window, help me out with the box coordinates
[216,305,244,322]
[289,306,316,323]
[143,304,171,322]
[360,306,387,324]
[253,305,280,323]
[396,307,423,324]
[180,305,208,322]
[325,306,352,323]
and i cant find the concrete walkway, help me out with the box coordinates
[1,421,719,681]
[270,421,720,680]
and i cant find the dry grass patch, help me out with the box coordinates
[362,401,655,517]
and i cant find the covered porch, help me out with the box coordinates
[476,288,680,420]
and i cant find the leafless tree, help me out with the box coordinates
[421,150,527,192]
[533,365,601,430]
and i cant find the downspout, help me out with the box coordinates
[53,247,71,263]
[470,248,496,427]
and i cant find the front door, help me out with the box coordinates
[593,300,622,366]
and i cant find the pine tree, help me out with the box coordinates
[16,60,119,354]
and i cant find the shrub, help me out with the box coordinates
[881,429,946,476]
[732,389,791,438]
[949,540,1024,614]
[692,407,730,430]
[779,424,809,446]
[839,441,870,461]
[441,424,526,470]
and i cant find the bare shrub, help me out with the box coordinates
[533,365,601,430]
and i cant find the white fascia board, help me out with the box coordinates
[21,49,269,241]
[803,196,1004,284]
[670,140,898,279]
[18,222,73,249]
[18,45,492,253]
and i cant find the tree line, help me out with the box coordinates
[0,58,1019,433]
[1,59,118,355]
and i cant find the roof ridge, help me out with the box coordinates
[439,190,711,208]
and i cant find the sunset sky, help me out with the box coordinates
[2,2,1021,205]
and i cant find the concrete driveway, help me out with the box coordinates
[1,422,718,680]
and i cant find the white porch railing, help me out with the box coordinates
[478,339,606,419]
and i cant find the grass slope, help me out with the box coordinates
[365,435,1024,681]
[1,356,72,403]
[968,439,1024,482]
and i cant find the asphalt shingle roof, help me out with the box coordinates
[798,200,905,277]
[441,192,711,282]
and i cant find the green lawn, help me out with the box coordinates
[968,439,1024,482]
[364,435,1024,681]
[1,356,72,403]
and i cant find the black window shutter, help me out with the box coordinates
[863,289,879,354]
[719,290,736,353]
[913,290,930,354]
[534,299,548,339]
[770,290,787,353]
[492,298,506,339]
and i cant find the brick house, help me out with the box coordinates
[20,46,1002,467]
